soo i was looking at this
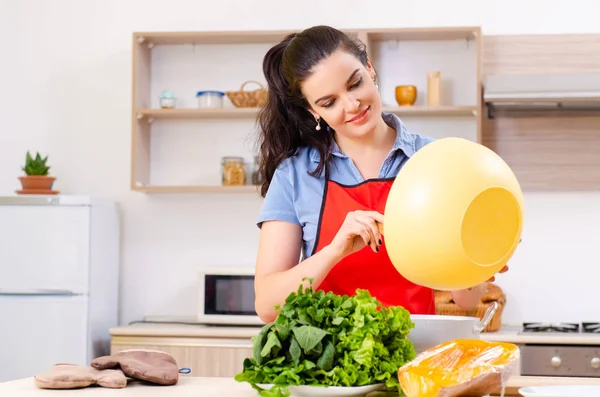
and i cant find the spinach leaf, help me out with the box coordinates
[292,325,327,352]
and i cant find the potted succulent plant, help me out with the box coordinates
[17,151,57,194]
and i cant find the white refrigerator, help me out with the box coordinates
[0,195,120,382]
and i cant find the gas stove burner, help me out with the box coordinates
[522,322,580,333]
[582,322,600,333]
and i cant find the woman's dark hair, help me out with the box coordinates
[256,25,368,197]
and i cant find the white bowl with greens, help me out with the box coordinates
[235,279,416,397]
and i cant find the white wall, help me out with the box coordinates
[1,0,599,326]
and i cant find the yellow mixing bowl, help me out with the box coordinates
[384,137,524,291]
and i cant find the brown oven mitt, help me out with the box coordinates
[91,349,179,385]
[34,363,127,389]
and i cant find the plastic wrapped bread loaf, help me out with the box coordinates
[398,339,519,397]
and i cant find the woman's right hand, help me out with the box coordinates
[327,210,385,259]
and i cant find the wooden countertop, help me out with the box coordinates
[110,320,263,339]
[2,375,600,396]
[110,320,600,345]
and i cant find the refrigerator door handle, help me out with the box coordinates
[0,288,78,296]
[0,196,61,205]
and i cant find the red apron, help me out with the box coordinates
[312,167,436,314]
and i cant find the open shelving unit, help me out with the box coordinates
[131,27,482,193]
[134,105,478,122]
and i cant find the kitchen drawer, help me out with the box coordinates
[0,205,90,293]
[111,337,253,377]
[521,345,600,378]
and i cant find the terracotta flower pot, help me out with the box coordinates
[17,176,58,195]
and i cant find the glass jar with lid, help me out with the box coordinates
[221,156,246,186]
[159,90,176,109]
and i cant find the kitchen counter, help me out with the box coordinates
[111,321,600,345]
[110,321,262,339]
[3,375,600,396]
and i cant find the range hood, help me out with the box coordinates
[483,73,600,115]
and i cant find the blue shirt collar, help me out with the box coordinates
[309,112,416,163]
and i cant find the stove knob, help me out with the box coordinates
[591,357,600,369]
[551,356,562,367]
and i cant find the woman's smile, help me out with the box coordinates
[346,106,370,124]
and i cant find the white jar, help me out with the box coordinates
[196,91,225,109]
[159,90,176,109]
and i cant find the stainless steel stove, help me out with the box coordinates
[519,322,600,378]
[522,322,600,334]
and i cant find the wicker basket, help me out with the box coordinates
[434,283,506,332]
[226,80,268,108]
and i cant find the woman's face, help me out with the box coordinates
[301,49,381,139]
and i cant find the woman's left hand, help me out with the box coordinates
[487,265,509,282]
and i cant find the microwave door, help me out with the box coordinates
[207,275,256,315]
[201,274,263,325]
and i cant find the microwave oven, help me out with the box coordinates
[197,267,265,326]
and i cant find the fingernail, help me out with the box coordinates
[376,246,379,252]
[378,239,382,245]
[368,240,371,246]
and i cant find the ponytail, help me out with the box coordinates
[257,34,304,197]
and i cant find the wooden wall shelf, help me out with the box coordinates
[366,26,479,42]
[133,185,260,193]
[135,108,260,120]
[135,30,293,45]
[133,27,479,46]
[131,27,482,193]
[383,106,477,117]
[134,106,477,121]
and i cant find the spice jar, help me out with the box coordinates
[221,156,246,186]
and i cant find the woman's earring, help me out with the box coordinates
[315,118,321,131]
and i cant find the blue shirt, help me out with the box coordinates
[257,112,436,258]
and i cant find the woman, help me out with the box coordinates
[253,25,507,323]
